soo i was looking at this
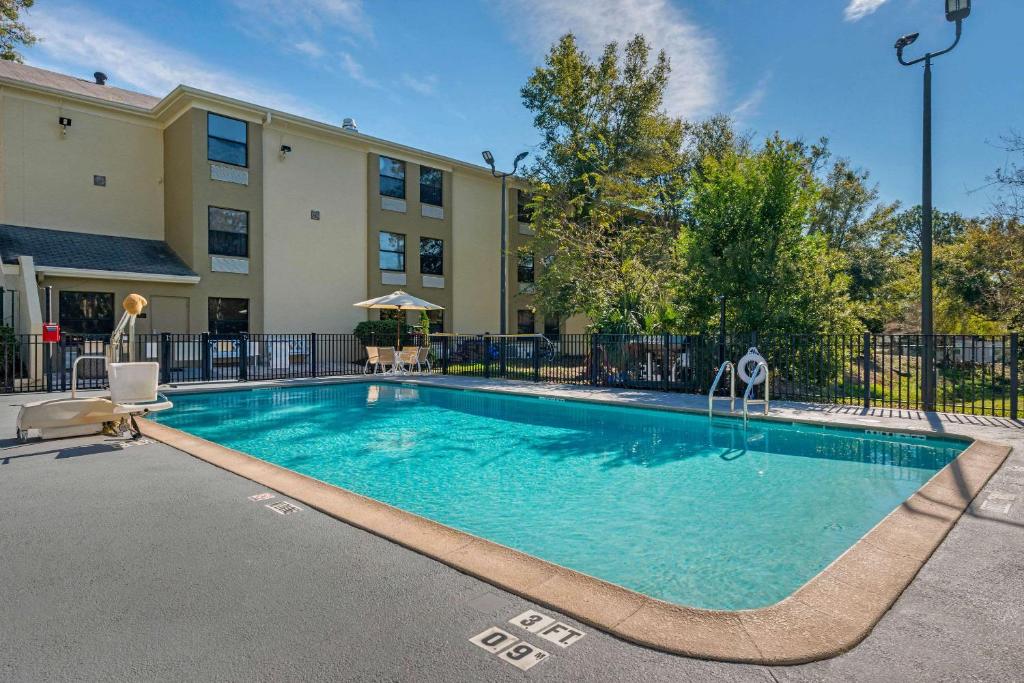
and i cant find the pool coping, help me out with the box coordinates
[141,376,1011,665]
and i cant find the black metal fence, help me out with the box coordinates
[2,331,1021,418]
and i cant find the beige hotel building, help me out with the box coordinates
[0,62,584,339]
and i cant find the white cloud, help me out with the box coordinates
[234,0,372,40]
[340,52,379,89]
[27,5,325,119]
[294,40,327,59]
[844,0,889,22]
[498,0,719,118]
[731,72,771,124]
[401,73,439,96]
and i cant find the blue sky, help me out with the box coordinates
[19,0,1023,217]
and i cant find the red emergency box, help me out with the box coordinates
[42,323,60,343]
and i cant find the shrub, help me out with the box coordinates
[354,319,413,346]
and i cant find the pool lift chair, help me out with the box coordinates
[16,294,173,441]
[708,347,770,424]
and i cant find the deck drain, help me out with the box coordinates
[266,501,301,515]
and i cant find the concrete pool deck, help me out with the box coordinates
[2,378,1023,679]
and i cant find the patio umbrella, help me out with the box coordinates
[353,290,444,348]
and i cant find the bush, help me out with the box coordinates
[354,319,414,346]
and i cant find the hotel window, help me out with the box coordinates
[208,297,249,335]
[427,309,444,334]
[544,315,561,337]
[419,166,443,206]
[517,253,535,283]
[517,309,535,335]
[419,237,443,275]
[517,190,532,224]
[59,291,115,335]
[379,156,406,199]
[379,231,406,271]
[207,112,248,167]
[208,207,249,258]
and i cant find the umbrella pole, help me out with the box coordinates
[396,310,401,349]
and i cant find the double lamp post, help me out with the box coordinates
[894,0,970,411]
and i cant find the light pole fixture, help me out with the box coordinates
[894,0,969,411]
[482,150,529,335]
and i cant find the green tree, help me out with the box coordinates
[521,33,685,333]
[678,134,857,335]
[1,0,35,63]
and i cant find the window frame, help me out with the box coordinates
[379,156,406,200]
[59,291,116,335]
[517,189,532,224]
[517,309,535,335]
[419,237,444,276]
[207,206,250,258]
[517,252,535,283]
[207,112,249,168]
[208,297,249,335]
[419,166,443,207]
[379,231,407,272]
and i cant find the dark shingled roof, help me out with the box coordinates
[0,224,197,278]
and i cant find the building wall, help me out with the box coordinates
[451,171,501,333]
[366,152,453,329]
[36,276,197,335]
[263,126,368,333]
[0,89,164,239]
[160,108,264,333]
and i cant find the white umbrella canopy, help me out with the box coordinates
[354,291,444,347]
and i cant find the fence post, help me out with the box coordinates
[862,332,871,410]
[60,336,70,392]
[160,333,171,384]
[662,333,670,391]
[483,335,491,379]
[533,336,540,382]
[442,336,450,374]
[1011,332,1019,421]
[201,333,211,382]
[238,334,249,382]
[590,334,598,386]
[44,337,52,393]
[310,332,318,378]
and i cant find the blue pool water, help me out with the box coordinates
[156,383,964,609]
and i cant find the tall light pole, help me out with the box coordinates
[482,150,528,334]
[894,0,970,411]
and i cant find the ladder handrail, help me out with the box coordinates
[708,361,736,416]
[742,362,770,425]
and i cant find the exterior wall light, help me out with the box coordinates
[59,116,72,136]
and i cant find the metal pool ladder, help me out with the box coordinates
[742,362,770,425]
[708,361,735,416]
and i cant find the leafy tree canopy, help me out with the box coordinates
[1,0,35,63]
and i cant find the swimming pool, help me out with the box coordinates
[156,382,965,610]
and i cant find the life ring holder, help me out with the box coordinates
[737,347,767,385]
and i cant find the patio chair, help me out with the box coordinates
[377,347,397,374]
[364,346,382,374]
[415,346,432,373]
[395,348,418,374]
